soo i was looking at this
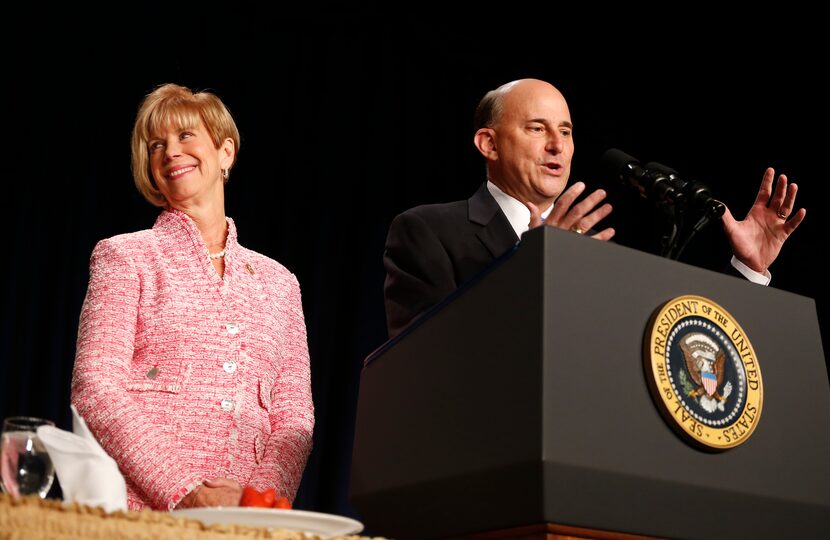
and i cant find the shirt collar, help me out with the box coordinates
[486,181,553,237]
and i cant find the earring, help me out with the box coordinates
[222,168,229,180]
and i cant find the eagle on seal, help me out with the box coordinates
[680,333,730,411]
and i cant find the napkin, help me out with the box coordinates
[36,405,127,513]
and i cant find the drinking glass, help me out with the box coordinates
[0,416,56,498]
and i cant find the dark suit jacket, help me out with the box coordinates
[383,182,747,338]
[383,182,518,338]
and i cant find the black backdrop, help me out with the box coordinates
[3,9,827,525]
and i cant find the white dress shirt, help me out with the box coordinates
[487,181,552,237]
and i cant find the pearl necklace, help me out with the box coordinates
[208,249,226,260]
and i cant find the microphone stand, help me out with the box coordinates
[665,198,725,260]
[658,202,682,258]
[670,213,711,260]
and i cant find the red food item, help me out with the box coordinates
[239,485,291,510]
[273,496,292,509]
[261,488,277,507]
[240,486,276,508]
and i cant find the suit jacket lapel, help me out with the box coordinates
[468,182,519,259]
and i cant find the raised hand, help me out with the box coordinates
[721,168,805,273]
[526,181,615,240]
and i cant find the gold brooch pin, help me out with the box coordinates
[245,263,255,275]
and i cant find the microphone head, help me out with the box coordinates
[600,148,640,181]
[706,200,726,218]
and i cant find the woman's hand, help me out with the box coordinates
[176,478,243,508]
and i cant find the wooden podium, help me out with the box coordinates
[349,226,830,539]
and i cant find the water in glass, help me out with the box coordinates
[0,416,56,498]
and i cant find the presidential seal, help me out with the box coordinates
[644,295,763,451]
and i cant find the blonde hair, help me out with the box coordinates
[130,83,241,207]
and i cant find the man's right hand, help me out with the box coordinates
[526,181,615,240]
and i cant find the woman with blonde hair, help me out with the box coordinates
[71,83,314,510]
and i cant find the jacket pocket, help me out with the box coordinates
[257,376,274,413]
[255,374,275,463]
[126,359,186,393]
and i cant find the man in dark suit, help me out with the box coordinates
[383,79,805,338]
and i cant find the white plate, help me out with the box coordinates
[170,507,363,537]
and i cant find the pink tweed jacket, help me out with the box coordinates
[71,209,314,511]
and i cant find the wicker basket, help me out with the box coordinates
[0,494,382,540]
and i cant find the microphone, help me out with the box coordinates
[644,161,725,218]
[600,148,725,219]
[600,148,685,206]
